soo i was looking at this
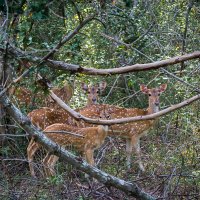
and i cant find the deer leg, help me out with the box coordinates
[126,138,132,169]
[84,149,95,179]
[132,137,145,172]
[27,141,41,177]
[43,153,59,177]
[85,149,95,166]
[42,153,51,177]
[28,137,34,147]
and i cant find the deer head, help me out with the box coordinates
[81,81,107,105]
[47,83,74,109]
[140,84,167,114]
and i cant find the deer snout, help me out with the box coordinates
[154,101,160,106]
[92,97,97,103]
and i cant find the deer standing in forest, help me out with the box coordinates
[27,81,107,130]
[77,84,167,171]
[27,82,107,174]
[27,107,110,177]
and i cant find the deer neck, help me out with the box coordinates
[87,100,95,106]
[98,125,109,135]
[147,101,159,115]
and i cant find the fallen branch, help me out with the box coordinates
[0,91,155,200]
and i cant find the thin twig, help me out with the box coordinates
[0,134,29,137]
[160,68,200,93]
[44,130,84,138]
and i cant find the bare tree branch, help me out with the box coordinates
[100,32,200,93]
[49,90,200,125]
[2,45,200,75]
[0,90,156,200]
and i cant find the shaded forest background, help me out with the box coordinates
[0,0,199,199]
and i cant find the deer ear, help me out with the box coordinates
[81,83,88,92]
[98,81,107,92]
[140,84,149,94]
[159,84,167,93]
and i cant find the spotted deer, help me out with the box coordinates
[27,82,107,170]
[27,82,107,130]
[27,108,74,130]
[78,84,167,171]
[27,107,110,177]
[9,84,73,108]
[8,86,32,107]
[46,83,73,109]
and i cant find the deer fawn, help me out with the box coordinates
[9,84,73,108]
[27,82,107,174]
[27,107,110,177]
[27,82,107,129]
[8,86,32,107]
[46,83,73,109]
[78,84,167,171]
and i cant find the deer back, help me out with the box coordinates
[44,123,103,152]
[46,84,74,109]
[10,83,73,108]
[9,86,32,106]
[28,107,73,130]
[78,104,154,137]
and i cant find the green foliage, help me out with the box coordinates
[46,174,64,185]
[0,0,199,199]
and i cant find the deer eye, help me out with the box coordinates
[148,94,151,96]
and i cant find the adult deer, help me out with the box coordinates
[27,108,74,130]
[78,84,167,171]
[27,107,110,177]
